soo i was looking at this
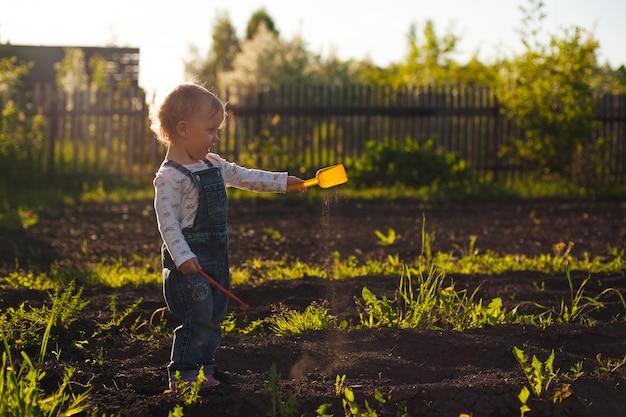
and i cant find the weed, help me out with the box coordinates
[268,302,336,335]
[93,346,105,366]
[171,367,206,405]
[266,363,300,417]
[333,374,409,417]
[0,315,91,416]
[553,241,574,258]
[69,233,625,290]
[452,235,479,258]
[518,386,531,417]
[218,312,265,336]
[437,284,508,330]
[1,271,56,290]
[528,265,626,324]
[513,346,573,410]
[85,258,161,287]
[264,227,285,242]
[93,296,142,337]
[593,353,626,377]
[386,254,402,267]
[419,214,434,264]
[146,306,172,339]
[359,286,402,328]
[0,281,88,350]
[231,266,252,285]
[240,319,264,335]
[221,312,238,335]
[168,405,184,417]
[568,361,585,380]
[375,228,400,246]
[265,368,409,417]
[513,347,557,399]
[239,258,325,283]
[358,266,509,330]
[331,253,366,279]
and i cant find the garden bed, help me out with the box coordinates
[1,197,625,416]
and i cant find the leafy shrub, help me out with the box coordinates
[494,0,604,185]
[0,58,47,190]
[350,138,468,188]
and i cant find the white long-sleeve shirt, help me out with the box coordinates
[154,153,288,267]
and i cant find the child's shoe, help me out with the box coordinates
[201,374,221,387]
[166,374,220,393]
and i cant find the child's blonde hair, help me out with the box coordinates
[150,82,226,145]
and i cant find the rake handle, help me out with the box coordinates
[198,269,249,313]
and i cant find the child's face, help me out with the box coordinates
[183,105,224,160]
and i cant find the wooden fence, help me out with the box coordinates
[31,83,160,179]
[24,84,626,183]
[221,85,626,182]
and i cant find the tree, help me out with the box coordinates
[187,8,391,89]
[246,8,278,40]
[219,24,313,88]
[185,10,240,89]
[494,0,603,184]
[396,20,460,87]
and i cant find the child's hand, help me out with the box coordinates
[178,257,201,275]
[286,176,306,193]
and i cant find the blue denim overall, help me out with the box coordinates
[161,158,229,382]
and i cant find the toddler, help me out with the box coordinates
[150,82,304,391]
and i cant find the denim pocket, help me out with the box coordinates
[202,182,228,223]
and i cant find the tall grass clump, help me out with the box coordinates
[0,304,91,416]
[522,264,626,326]
[0,338,91,417]
[0,281,89,350]
[357,265,510,330]
[357,261,626,331]
[268,302,336,335]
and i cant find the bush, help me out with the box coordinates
[0,57,48,191]
[494,0,603,185]
[350,138,468,188]
[0,101,47,188]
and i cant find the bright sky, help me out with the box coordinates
[2,0,625,99]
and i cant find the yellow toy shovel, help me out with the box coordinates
[287,164,348,191]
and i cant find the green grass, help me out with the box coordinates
[0,283,92,417]
[2,239,624,292]
[268,302,337,335]
[1,334,91,417]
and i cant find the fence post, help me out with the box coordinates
[492,94,501,181]
[46,83,58,179]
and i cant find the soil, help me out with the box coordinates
[1,196,626,417]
